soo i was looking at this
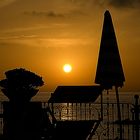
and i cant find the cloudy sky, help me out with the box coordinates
[0,0,140,92]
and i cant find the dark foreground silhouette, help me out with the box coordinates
[95,10,125,140]
[0,68,44,140]
[0,69,103,140]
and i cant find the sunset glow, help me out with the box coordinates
[0,0,140,92]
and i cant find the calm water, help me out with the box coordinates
[1,91,139,103]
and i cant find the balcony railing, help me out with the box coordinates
[0,101,139,140]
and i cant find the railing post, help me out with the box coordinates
[134,95,139,140]
[101,93,103,120]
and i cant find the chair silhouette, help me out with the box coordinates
[47,85,103,140]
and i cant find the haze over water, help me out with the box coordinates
[0,91,139,103]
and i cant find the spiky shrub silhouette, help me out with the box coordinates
[0,68,44,102]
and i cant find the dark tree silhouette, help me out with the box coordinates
[0,68,44,101]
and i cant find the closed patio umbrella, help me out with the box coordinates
[95,10,125,140]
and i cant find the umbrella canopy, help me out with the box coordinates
[95,10,125,140]
[95,10,125,90]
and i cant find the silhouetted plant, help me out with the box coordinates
[0,68,44,101]
[0,68,44,140]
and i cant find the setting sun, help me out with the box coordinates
[63,64,72,73]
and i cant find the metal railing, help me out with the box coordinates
[0,101,139,140]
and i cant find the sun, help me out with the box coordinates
[63,64,72,73]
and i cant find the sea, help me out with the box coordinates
[0,91,139,102]
[0,91,140,139]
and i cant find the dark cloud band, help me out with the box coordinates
[72,0,140,8]
[108,0,140,8]
[23,11,64,18]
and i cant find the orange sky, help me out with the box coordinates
[0,0,140,92]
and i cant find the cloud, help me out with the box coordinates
[23,11,65,18]
[71,0,140,9]
[0,0,17,8]
[0,35,38,40]
[23,9,86,19]
[0,34,93,49]
[0,42,9,47]
[108,0,140,8]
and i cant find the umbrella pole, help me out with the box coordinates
[115,86,122,140]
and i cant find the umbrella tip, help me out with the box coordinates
[104,10,111,16]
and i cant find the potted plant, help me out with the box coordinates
[0,68,44,140]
